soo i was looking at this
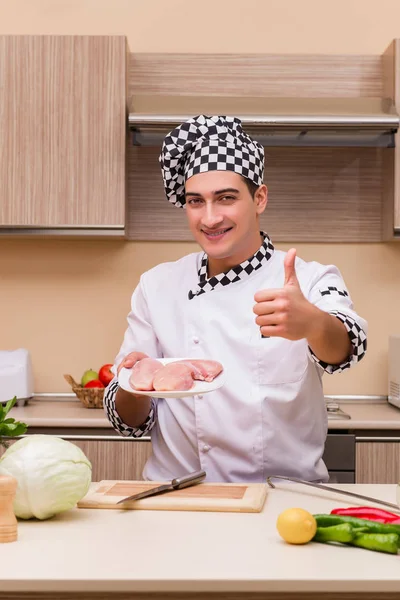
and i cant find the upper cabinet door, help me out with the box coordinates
[0,36,127,231]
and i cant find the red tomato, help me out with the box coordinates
[98,363,114,386]
[84,379,105,389]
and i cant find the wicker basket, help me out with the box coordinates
[64,374,105,409]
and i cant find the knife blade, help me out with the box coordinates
[116,470,207,504]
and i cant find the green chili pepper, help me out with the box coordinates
[313,522,399,554]
[351,527,369,534]
[314,514,400,543]
[350,532,399,555]
[313,523,354,544]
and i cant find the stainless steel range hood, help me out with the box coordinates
[128,95,399,147]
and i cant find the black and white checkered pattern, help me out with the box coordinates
[188,232,274,300]
[103,378,156,438]
[319,286,349,298]
[159,115,265,208]
[309,310,367,374]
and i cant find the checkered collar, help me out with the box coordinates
[188,232,274,300]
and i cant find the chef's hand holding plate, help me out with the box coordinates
[253,248,319,341]
[117,352,149,375]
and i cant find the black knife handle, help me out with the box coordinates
[171,470,206,489]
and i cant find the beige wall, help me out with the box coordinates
[1,0,400,395]
[2,0,400,54]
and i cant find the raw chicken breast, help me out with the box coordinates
[177,360,205,380]
[153,362,194,392]
[129,358,163,391]
[177,359,223,382]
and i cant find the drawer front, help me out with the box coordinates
[323,434,355,471]
[328,470,355,484]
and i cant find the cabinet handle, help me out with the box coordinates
[6,434,151,442]
[62,435,151,442]
[356,437,400,442]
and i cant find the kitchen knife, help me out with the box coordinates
[116,470,207,504]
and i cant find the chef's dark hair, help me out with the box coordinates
[243,177,260,199]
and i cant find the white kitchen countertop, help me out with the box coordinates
[10,398,111,428]
[327,399,400,430]
[1,482,400,594]
[7,397,400,431]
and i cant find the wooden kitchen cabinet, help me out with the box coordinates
[128,46,400,242]
[72,439,152,482]
[356,440,400,483]
[0,438,152,482]
[0,35,127,233]
[383,40,400,238]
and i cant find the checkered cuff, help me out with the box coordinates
[309,311,367,374]
[103,378,156,437]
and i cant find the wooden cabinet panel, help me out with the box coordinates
[72,440,152,482]
[382,40,400,237]
[127,51,395,243]
[356,441,400,483]
[127,145,384,242]
[396,187,400,231]
[0,35,127,229]
[0,439,152,482]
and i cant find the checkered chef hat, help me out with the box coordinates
[159,115,265,208]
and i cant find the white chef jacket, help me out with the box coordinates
[104,234,367,483]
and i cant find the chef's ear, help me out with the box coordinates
[255,184,268,215]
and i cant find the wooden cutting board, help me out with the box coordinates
[78,480,268,513]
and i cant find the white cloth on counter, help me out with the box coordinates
[104,235,367,483]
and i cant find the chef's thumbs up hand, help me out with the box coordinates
[283,248,299,287]
[253,248,316,341]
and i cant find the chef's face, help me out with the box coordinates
[184,171,268,268]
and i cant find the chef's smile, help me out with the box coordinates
[201,226,233,242]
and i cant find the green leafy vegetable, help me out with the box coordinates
[0,397,28,448]
[0,435,92,519]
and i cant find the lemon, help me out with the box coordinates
[276,508,317,544]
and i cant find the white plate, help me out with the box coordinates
[118,357,226,398]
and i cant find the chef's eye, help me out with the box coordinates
[219,195,236,202]
[187,198,203,205]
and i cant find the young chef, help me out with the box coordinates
[104,115,367,483]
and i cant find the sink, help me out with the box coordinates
[326,401,351,420]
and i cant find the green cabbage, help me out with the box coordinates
[0,435,92,520]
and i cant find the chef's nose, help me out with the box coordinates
[201,203,224,229]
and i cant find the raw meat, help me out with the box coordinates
[177,359,223,382]
[153,362,194,392]
[129,358,163,391]
[177,360,205,380]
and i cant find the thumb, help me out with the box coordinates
[284,248,299,286]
